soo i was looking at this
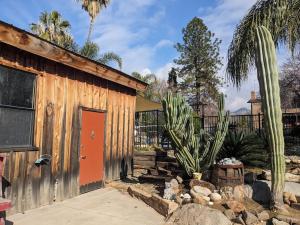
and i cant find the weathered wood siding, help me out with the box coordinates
[0,43,136,214]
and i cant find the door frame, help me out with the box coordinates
[78,106,107,193]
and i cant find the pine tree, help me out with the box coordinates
[174,17,223,109]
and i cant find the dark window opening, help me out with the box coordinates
[0,65,36,149]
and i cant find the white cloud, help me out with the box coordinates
[155,62,174,80]
[198,0,258,111]
[155,40,173,49]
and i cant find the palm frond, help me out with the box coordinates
[98,51,122,69]
[79,41,99,60]
[227,0,300,86]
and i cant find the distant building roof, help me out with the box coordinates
[136,95,162,112]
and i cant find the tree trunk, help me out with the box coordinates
[87,18,94,43]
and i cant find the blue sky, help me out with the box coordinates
[0,0,290,111]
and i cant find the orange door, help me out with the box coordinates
[79,110,105,192]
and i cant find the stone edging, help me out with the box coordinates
[128,186,179,217]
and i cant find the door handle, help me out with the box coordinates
[81,156,87,160]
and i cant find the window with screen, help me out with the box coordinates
[0,65,36,149]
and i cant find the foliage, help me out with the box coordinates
[30,11,122,69]
[227,0,300,86]
[30,11,77,51]
[174,17,223,104]
[98,52,122,69]
[77,0,111,41]
[162,91,229,177]
[218,131,269,167]
[132,72,167,102]
[167,68,178,92]
[255,26,285,209]
[79,41,122,69]
[280,53,300,110]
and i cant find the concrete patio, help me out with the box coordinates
[7,188,164,225]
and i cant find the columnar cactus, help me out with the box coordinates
[162,92,229,176]
[255,26,285,209]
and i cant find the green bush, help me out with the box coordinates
[218,130,269,167]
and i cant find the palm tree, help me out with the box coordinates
[132,72,159,100]
[227,0,300,211]
[227,0,300,86]
[30,11,76,51]
[80,41,122,69]
[77,0,111,42]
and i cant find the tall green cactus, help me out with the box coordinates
[162,92,229,177]
[255,26,285,209]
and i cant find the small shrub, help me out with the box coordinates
[218,130,269,167]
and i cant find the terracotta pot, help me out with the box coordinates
[193,172,202,180]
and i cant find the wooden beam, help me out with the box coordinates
[0,21,147,91]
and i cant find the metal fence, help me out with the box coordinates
[134,110,300,152]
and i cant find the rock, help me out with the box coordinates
[276,215,300,224]
[285,158,291,164]
[233,214,246,225]
[262,170,300,182]
[150,194,179,216]
[193,195,208,205]
[252,181,271,205]
[170,178,179,188]
[209,193,222,202]
[291,202,300,210]
[220,186,234,200]
[189,179,216,192]
[242,211,259,225]
[183,193,191,199]
[289,155,300,164]
[243,185,253,199]
[233,185,245,201]
[191,188,210,205]
[224,200,246,213]
[175,196,183,205]
[244,172,257,185]
[256,210,270,221]
[163,188,177,200]
[208,201,214,206]
[272,218,289,225]
[176,176,183,184]
[193,186,212,196]
[164,204,232,225]
[289,167,300,175]
[224,209,236,220]
[283,192,297,205]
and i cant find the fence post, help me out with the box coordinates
[156,110,159,146]
[201,115,205,130]
[258,113,261,134]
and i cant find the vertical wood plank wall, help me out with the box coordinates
[0,43,136,214]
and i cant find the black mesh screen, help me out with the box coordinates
[0,107,34,148]
[0,65,36,148]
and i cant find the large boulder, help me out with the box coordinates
[242,211,259,225]
[252,181,271,205]
[164,204,232,225]
[224,200,246,213]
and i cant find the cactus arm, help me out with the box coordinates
[206,94,230,166]
[255,26,285,209]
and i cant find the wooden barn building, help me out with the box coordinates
[0,21,147,214]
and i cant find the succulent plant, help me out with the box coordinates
[162,92,229,177]
[255,26,285,209]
